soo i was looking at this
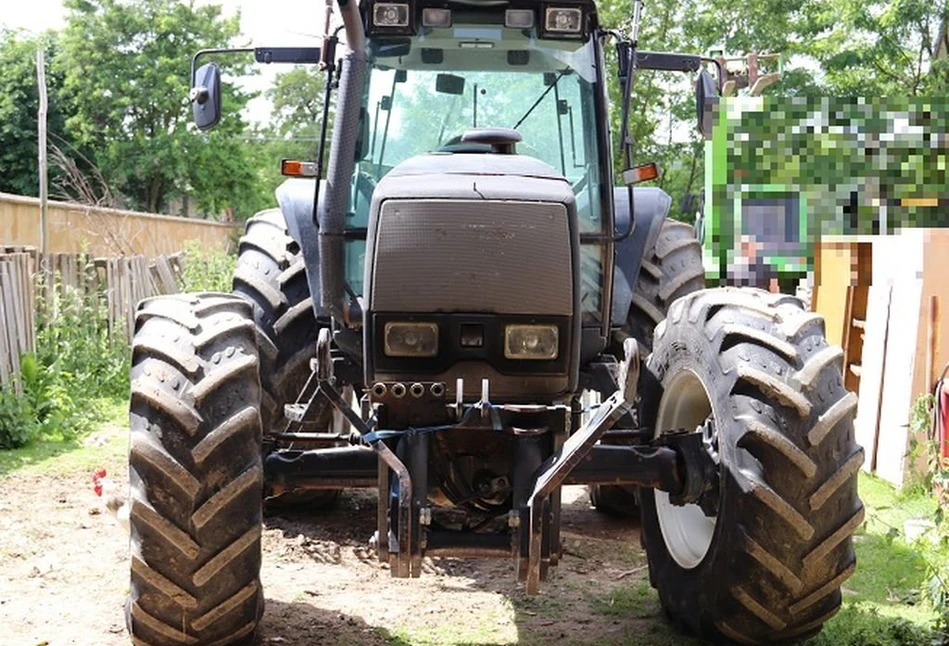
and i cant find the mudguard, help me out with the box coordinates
[275,177,326,318]
[610,186,672,325]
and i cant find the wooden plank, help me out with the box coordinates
[0,260,11,388]
[856,283,891,474]
[0,260,22,393]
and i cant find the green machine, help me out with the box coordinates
[697,97,811,290]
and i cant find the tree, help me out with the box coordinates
[268,66,330,138]
[0,30,70,197]
[800,0,949,96]
[56,0,262,216]
[250,65,334,196]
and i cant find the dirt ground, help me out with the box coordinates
[0,425,698,646]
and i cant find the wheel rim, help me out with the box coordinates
[654,369,718,569]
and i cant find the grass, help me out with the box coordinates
[591,580,656,619]
[804,472,944,646]
[0,396,127,477]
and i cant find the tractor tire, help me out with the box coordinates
[639,288,863,644]
[591,220,705,517]
[128,293,264,646]
[233,209,339,509]
[233,208,329,432]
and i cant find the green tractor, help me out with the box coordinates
[125,0,863,644]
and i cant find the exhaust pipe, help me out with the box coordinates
[320,0,367,320]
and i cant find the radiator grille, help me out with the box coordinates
[370,199,572,315]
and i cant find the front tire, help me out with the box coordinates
[128,293,264,646]
[233,209,328,432]
[640,288,863,644]
[234,209,339,508]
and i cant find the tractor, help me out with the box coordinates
[125,0,864,644]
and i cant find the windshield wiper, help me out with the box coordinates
[512,70,568,130]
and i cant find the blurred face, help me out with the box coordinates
[740,235,758,259]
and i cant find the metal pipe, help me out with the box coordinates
[263,445,378,493]
[564,444,682,489]
[320,0,367,319]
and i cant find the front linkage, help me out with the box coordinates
[264,331,719,592]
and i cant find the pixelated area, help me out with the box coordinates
[703,97,949,286]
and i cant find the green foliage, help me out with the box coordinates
[56,0,261,215]
[36,278,130,400]
[0,30,75,197]
[802,0,949,97]
[0,271,130,449]
[180,240,238,293]
[807,604,935,646]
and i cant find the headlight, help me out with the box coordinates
[384,322,438,357]
[504,324,559,360]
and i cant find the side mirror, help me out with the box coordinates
[191,62,222,131]
[695,69,718,139]
[435,73,465,96]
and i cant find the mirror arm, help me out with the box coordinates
[190,47,254,88]
[613,38,638,243]
[699,56,726,94]
[311,33,341,227]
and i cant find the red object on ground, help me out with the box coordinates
[92,468,107,497]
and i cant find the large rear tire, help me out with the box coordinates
[592,220,705,516]
[640,288,863,644]
[233,209,329,432]
[128,293,264,646]
[233,209,339,508]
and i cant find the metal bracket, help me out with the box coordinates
[309,346,417,578]
[524,338,640,593]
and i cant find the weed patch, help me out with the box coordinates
[180,239,237,292]
[0,275,128,449]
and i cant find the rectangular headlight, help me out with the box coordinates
[505,9,535,29]
[544,7,583,33]
[373,3,411,28]
[384,322,438,357]
[504,324,559,360]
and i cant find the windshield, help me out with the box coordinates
[345,29,608,323]
[349,34,604,231]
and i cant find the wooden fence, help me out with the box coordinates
[0,246,185,389]
[0,192,238,257]
[0,252,36,393]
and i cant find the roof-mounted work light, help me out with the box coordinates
[422,7,452,27]
[504,9,535,29]
[372,2,413,33]
[543,6,583,36]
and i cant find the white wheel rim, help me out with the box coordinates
[654,369,718,570]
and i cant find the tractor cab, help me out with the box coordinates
[343,0,615,393]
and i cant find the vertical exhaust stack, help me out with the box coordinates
[320,0,367,320]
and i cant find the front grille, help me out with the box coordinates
[370,199,572,315]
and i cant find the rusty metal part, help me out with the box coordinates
[370,381,449,428]
[315,376,414,578]
[425,531,511,558]
[376,438,412,578]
